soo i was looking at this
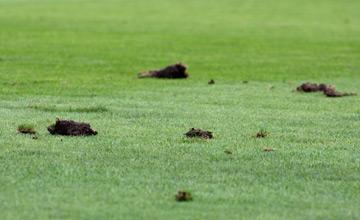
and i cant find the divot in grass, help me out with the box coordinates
[47,119,97,136]
[175,191,193,202]
[138,63,189,79]
[185,128,213,139]
[296,82,356,98]
[323,87,357,98]
[297,82,329,92]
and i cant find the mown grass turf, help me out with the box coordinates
[0,0,360,219]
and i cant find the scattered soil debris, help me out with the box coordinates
[175,191,193,202]
[323,87,357,98]
[296,82,330,93]
[138,63,189,79]
[297,82,356,98]
[185,128,213,139]
[32,136,38,140]
[224,149,233,155]
[47,119,98,136]
[263,148,274,152]
[255,130,268,138]
[208,79,215,85]
[17,124,37,135]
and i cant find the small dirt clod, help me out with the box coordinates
[138,63,189,79]
[185,128,213,139]
[47,119,97,136]
[175,191,193,202]
[208,79,215,85]
[263,148,274,152]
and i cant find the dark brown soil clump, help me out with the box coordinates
[175,191,193,202]
[296,82,330,93]
[323,87,357,98]
[138,63,189,79]
[185,128,213,139]
[47,119,97,136]
[297,82,356,98]
[208,79,215,85]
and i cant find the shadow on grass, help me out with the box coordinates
[28,105,109,113]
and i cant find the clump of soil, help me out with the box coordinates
[17,124,37,135]
[296,82,330,93]
[255,130,268,138]
[263,148,274,152]
[297,82,357,98]
[242,80,249,84]
[175,191,193,202]
[208,79,215,85]
[185,128,213,139]
[323,87,357,98]
[47,119,98,136]
[138,63,189,79]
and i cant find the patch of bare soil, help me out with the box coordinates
[185,128,213,139]
[138,63,189,79]
[47,119,97,136]
[175,191,193,202]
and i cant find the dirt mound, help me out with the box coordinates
[138,63,189,79]
[296,82,329,92]
[185,128,213,139]
[208,79,215,85]
[47,119,97,136]
[175,191,193,202]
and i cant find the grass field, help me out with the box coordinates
[1,0,360,219]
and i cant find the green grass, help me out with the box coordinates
[1,0,360,219]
